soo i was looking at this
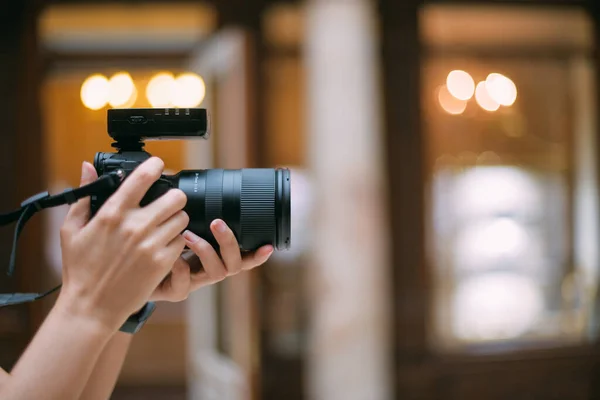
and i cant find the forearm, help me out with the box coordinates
[79,332,132,400]
[0,296,114,400]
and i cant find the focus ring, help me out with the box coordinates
[240,169,276,249]
[205,169,223,232]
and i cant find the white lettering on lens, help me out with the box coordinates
[193,172,199,193]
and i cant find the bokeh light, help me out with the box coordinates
[437,85,467,115]
[475,81,500,112]
[452,273,543,341]
[146,72,176,108]
[80,74,109,110]
[108,72,136,108]
[455,217,540,272]
[446,70,475,101]
[121,86,138,108]
[486,73,518,106]
[453,166,541,219]
[172,73,206,108]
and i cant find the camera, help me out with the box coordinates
[92,108,291,251]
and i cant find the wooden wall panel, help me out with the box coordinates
[0,0,45,370]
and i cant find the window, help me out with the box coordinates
[422,5,599,351]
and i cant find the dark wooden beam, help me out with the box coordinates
[378,1,431,398]
[14,0,48,333]
[42,51,190,77]
[587,1,600,397]
[426,0,587,7]
[43,0,299,7]
[424,46,592,61]
[44,51,189,65]
[0,0,46,370]
[215,1,269,170]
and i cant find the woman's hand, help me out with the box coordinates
[57,159,188,332]
[150,220,274,302]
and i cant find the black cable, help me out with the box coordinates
[0,171,123,307]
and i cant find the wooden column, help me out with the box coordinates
[304,0,393,399]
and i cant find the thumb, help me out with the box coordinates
[64,161,98,229]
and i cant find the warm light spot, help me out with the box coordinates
[108,72,136,108]
[80,74,109,110]
[146,72,176,108]
[172,73,206,108]
[446,70,475,101]
[438,85,467,115]
[475,81,500,112]
[486,73,517,106]
[121,86,138,108]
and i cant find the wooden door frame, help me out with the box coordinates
[184,28,264,400]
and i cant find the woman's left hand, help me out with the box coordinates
[150,220,274,302]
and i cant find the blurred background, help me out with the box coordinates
[2,0,600,399]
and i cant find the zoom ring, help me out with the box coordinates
[240,169,276,249]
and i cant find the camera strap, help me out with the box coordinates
[0,171,123,307]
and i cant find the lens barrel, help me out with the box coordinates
[175,168,291,251]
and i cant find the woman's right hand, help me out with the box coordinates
[56,157,188,333]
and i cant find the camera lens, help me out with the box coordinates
[175,168,291,251]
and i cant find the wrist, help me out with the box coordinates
[54,290,120,338]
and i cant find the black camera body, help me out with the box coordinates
[0,107,289,312]
[92,108,291,251]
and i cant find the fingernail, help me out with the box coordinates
[212,220,227,233]
[183,230,200,243]
[263,246,274,259]
[80,162,92,184]
[148,157,165,171]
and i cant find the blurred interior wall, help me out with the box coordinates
[304,0,393,399]
[0,2,31,369]
[0,1,46,369]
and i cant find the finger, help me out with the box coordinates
[211,220,242,275]
[147,210,189,246]
[180,249,203,274]
[152,258,191,302]
[64,161,98,229]
[189,270,222,291]
[241,245,274,271]
[155,235,187,275]
[142,189,187,227]
[106,157,164,210]
[183,231,227,282]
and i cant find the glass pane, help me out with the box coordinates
[422,5,599,351]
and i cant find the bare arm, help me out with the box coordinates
[0,297,113,400]
[0,306,132,400]
[77,219,273,400]
[79,333,132,400]
[0,367,8,386]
